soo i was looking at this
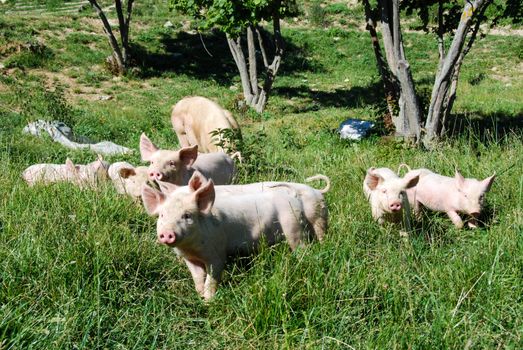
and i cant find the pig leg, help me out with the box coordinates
[184,259,206,297]
[172,118,191,148]
[203,260,225,301]
[446,210,464,229]
[280,216,305,250]
[185,128,200,150]
[467,216,479,229]
[308,201,327,242]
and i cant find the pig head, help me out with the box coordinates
[139,133,235,185]
[363,167,419,224]
[108,161,150,198]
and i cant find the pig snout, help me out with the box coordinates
[158,231,176,245]
[149,171,163,181]
[389,201,402,212]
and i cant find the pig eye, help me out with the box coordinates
[381,189,387,194]
[182,212,192,220]
[169,160,176,167]
[160,213,164,218]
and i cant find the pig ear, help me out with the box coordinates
[119,167,136,179]
[482,174,496,192]
[140,133,159,162]
[365,167,382,191]
[403,173,419,189]
[65,158,79,173]
[179,145,198,168]
[455,170,465,187]
[188,170,207,192]
[141,185,165,216]
[194,179,215,214]
[157,180,179,194]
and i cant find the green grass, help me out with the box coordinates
[0,5,522,349]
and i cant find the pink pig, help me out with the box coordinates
[363,167,419,224]
[142,172,312,300]
[140,133,235,185]
[405,169,495,228]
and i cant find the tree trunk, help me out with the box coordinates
[227,35,254,104]
[226,5,284,113]
[88,0,134,75]
[423,0,490,147]
[378,0,421,140]
[362,0,398,122]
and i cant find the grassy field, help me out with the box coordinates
[1,1,522,348]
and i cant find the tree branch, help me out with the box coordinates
[227,34,254,103]
[255,26,269,69]
[247,26,259,98]
[87,0,124,73]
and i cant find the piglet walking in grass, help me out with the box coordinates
[363,167,419,225]
[405,169,495,229]
[140,133,235,185]
[142,172,313,300]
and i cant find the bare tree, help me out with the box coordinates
[227,15,284,113]
[87,0,135,75]
[362,0,493,147]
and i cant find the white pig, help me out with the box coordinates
[140,133,235,185]
[22,157,109,187]
[405,169,495,229]
[171,96,240,153]
[363,167,420,224]
[108,161,150,198]
[157,172,330,242]
[142,173,312,300]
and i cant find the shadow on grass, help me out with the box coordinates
[273,80,386,113]
[444,111,523,141]
[130,29,324,84]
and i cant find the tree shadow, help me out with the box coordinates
[130,29,324,84]
[444,111,523,141]
[273,80,386,113]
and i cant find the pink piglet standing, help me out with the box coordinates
[405,169,495,229]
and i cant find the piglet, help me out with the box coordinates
[142,172,309,300]
[157,172,330,242]
[140,133,235,185]
[22,157,108,187]
[363,167,419,225]
[405,169,495,228]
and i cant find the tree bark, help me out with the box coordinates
[423,0,490,147]
[377,0,421,140]
[226,4,284,113]
[247,26,259,99]
[362,0,398,120]
[88,0,125,74]
[227,35,254,104]
[440,1,490,136]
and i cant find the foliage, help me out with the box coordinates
[169,0,299,36]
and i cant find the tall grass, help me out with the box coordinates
[0,7,522,349]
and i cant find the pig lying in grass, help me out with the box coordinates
[405,169,495,229]
[363,167,419,225]
[171,96,240,153]
[142,172,321,300]
[157,172,330,242]
[108,162,150,198]
[22,157,109,187]
[140,133,235,185]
